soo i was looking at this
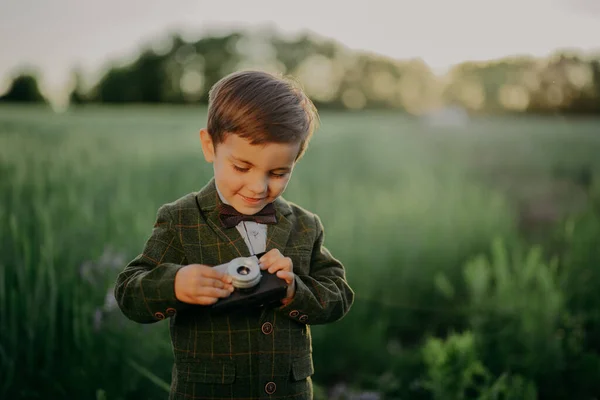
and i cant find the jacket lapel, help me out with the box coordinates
[266,197,293,255]
[196,179,250,258]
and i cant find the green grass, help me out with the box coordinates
[1,104,600,398]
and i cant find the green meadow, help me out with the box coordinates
[2,104,600,399]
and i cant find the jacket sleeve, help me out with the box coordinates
[114,205,191,324]
[278,214,354,325]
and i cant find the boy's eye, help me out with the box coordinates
[270,172,288,178]
[233,165,249,173]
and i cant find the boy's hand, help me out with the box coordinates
[259,249,296,304]
[174,264,234,305]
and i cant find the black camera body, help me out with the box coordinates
[211,253,288,312]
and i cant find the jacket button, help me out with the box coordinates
[265,381,276,394]
[154,312,165,320]
[166,308,176,317]
[261,322,273,335]
[299,315,308,323]
[289,310,299,318]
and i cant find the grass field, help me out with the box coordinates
[2,104,600,399]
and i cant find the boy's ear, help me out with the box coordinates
[199,129,215,163]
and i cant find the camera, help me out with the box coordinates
[211,253,288,312]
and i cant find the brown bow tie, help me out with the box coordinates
[218,202,277,228]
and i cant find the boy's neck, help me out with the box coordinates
[215,184,230,206]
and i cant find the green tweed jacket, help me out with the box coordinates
[114,178,354,399]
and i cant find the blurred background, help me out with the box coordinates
[2,1,600,399]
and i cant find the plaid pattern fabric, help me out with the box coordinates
[114,178,355,399]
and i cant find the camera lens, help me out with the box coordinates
[227,257,261,288]
[237,266,251,276]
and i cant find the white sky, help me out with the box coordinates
[1,0,599,104]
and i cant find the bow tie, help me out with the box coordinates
[217,202,277,229]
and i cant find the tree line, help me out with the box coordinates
[2,28,600,115]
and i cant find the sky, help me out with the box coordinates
[1,0,599,105]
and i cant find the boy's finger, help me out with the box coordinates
[281,298,292,306]
[203,278,233,290]
[198,287,232,299]
[200,267,232,283]
[276,270,294,284]
[258,255,270,269]
[259,257,274,270]
[263,248,281,258]
[268,257,292,274]
[201,277,225,289]
[267,261,283,273]
[259,249,282,266]
[195,296,219,305]
[200,266,226,279]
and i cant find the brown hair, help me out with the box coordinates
[206,70,319,160]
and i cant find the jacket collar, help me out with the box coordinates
[195,178,293,257]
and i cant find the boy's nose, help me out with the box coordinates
[247,177,268,195]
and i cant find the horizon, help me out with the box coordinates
[1,0,599,106]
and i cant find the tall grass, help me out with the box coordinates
[2,105,600,398]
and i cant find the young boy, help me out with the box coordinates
[114,70,354,399]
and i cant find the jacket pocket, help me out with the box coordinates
[291,355,314,381]
[177,360,235,384]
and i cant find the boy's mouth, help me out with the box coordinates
[239,194,266,204]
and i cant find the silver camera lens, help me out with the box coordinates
[237,266,251,275]
[226,257,261,289]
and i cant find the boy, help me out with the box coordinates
[114,70,354,399]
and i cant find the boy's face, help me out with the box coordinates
[200,129,301,215]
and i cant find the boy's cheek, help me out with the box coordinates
[273,179,291,195]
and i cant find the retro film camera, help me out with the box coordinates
[211,253,288,311]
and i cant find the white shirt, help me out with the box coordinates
[216,185,267,255]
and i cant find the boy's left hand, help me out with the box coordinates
[259,249,296,304]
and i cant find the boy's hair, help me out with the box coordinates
[206,70,319,160]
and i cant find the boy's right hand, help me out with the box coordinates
[174,264,234,305]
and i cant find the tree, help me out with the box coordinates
[0,74,46,103]
[69,68,87,105]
